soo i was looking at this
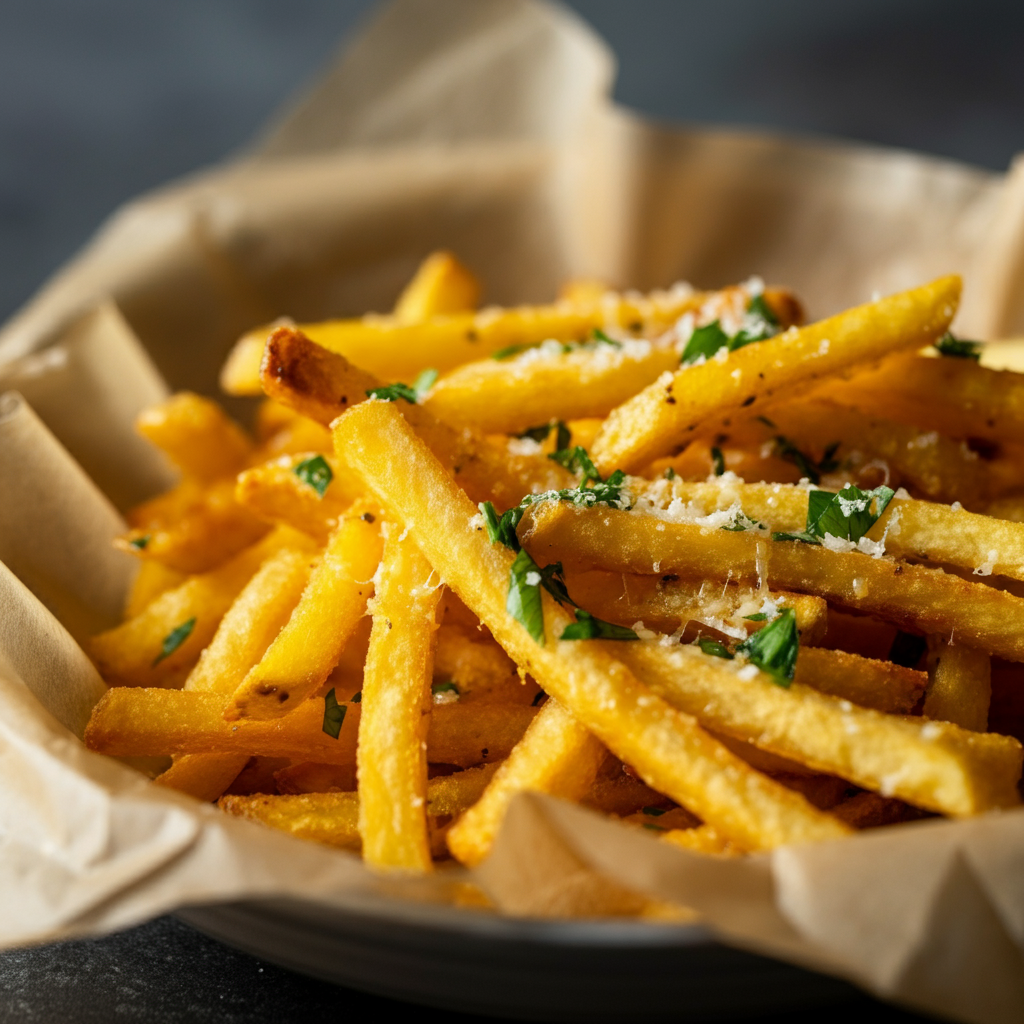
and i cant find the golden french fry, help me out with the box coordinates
[235,453,362,543]
[124,561,187,618]
[254,414,335,460]
[661,825,742,856]
[393,250,481,323]
[518,501,1024,662]
[796,647,926,715]
[925,638,992,732]
[117,478,270,574]
[617,641,1021,817]
[126,478,206,530]
[591,275,961,474]
[221,288,706,396]
[582,765,667,816]
[447,698,607,867]
[86,688,534,766]
[434,625,536,703]
[154,754,252,803]
[89,527,314,687]
[136,391,252,482]
[261,326,571,510]
[333,400,850,851]
[228,504,384,721]
[560,568,828,644]
[358,529,442,872]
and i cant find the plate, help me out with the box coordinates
[178,895,854,1021]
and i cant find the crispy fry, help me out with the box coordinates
[235,454,362,543]
[261,327,571,510]
[617,641,1021,816]
[136,391,252,482]
[591,276,961,474]
[358,530,442,872]
[228,504,384,721]
[117,478,270,574]
[124,561,187,618]
[518,501,1024,662]
[154,754,252,803]
[447,698,607,867]
[393,250,481,323]
[796,647,926,715]
[334,400,850,851]
[434,625,537,703]
[925,638,992,732]
[89,527,314,687]
[86,689,534,767]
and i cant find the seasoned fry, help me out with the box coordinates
[358,530,442,872]
[228,504,384,721]
[136,391,252,482]
[86,689,534,767]
[393,250,481,323]
[334,400,850,850]
[518,501,1024,662]
[261,327,571,510]
[124,561,187,618]
[795,647,926,715]
[591,276,961,474]
[617,641,1022,817]
[90,527,314,687]
[447,698,607,867]
[925,639,992,732]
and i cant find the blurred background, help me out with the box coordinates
[3,0,1023,326]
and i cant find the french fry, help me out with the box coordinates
[582,764,668,816]
[254,414,335,459]
[154,754,253,804]
[925,639,992,732]
[358,529,442,872]
[617,641,1022,817]
[89,527,314,687]
[446,698,607,867]
[661,825,741,856]
[124,561,187,618]
[116,478,270,574]
[126,478,205,530]
[136,391,252,482]
[434,625,537,704]
[227,504,384,721]
[393,250,481,323]
[518,501,1024,662]
[221,287,707,396]
[560,569,828,644]
[218,762,500,853]
[235,454,362,543]
[261,326,571,510]
[423,288,800,434]
[795,647,926,715]
[591,275,961,474]
[986,492,1024,523]
[333,400,850,851]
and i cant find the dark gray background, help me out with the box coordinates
[1,1,1015,1020]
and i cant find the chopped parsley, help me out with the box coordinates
[560,609,639,641]
[710,446,726,476]
[589,328,622,348]
[517,420,571,450]
[548,445,601,483]
[934,332,982,361]
[664,467,676,481]
[431,680,460,702]
[129,535,150,550]
[365,367,437,404]
[721,510,765,532]
[507,548,549,644]
[642,806,667,816]
[322,688,346,739]
[736,607,798,686]
[293,454,333,497]
[680,295,780,366]
[771,483,894,546]
[351,690,362,703]
[743,612,768,621]
[695,637,734,660]
[479,501,525,551]
[492,343,528,361]
[153,617,195,666]
[773,436,840,485]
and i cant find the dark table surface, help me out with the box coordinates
[2,2,1020,1020]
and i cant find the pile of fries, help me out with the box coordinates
[83,251,1024,876]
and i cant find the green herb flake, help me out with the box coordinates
[351,690,362,703]
[129,535,150,550]
[412,367,438,396]
[554,421,571,452]
[322,688,347,739]
[934,332,982,361]
[681,320,730,366]
[722,510,765,533]
[806,484,895,543]
[548,445,601,484]
[664,467,676,481]
[771,530,822,545]
[479,501,524,552]
[432,680,460,698]
[642,806,667,816]
[492,343,528,361]
[517,420,571,450]
[293,454,333,498]
[743,612,768,622]
[589,328,622,349]
[507,548,548,644]
[153,617,196,666]
[560,609,639,641]
[736,607,798,686]
[366,381,418,403]
[710,446,726,476]
[696,637,734,660]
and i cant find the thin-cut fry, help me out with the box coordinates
[86,689,534,767]
[393,250,481,323]
[358,530,442,872]
[261,327,571,510]
[617,641,1022,817]
[136,391,252,482]
[518,501,1024,662]
[228,504,384,721]
[333,400,850,851]
[434,625,536,703]
[154,754,252,804]
[925,638,992,732]
[446,698,607,867]
[796,647,926,715]
[89,527,314,687]
[591,276,961,474]
[124,561,187,618]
